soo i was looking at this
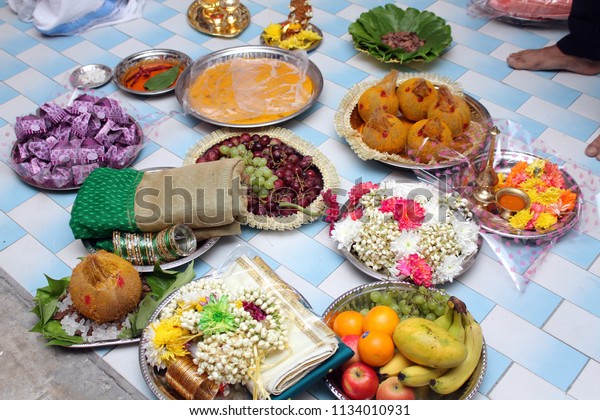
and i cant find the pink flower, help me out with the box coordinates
[349,182,379,206]
[541,161,565,189]
[347,208,363,221]
[322,189,340,234]
[395,254,433,287]
[524,202,545,230]
[379,197,426,230]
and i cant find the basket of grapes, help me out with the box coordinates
[322,281,486,400]
[184,126,340,230]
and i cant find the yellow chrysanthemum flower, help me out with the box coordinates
[262,23,282,44]
[534,212,558,230]
[526,159,545,177]
[534,187,564,206]
[520,177,543,191]
[509,209,533,229]
[279,30,323,50]
[151,316,190,365]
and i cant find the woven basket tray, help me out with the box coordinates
[184,126,340,231]
[334,72,491,170]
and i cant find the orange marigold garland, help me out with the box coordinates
[495,159,577,230]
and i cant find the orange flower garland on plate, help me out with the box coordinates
[494,159,578,231]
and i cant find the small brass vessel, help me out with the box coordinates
[473,126,500,206]
[495,187,531,220]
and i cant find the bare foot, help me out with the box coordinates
[585,134,600,160]
[507,45,600,75]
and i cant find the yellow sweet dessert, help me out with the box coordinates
[427,85,471,137]
[362,107,409,155]
[396,78,438,122]
[357,69,399,122]
[406,117,453,162]
[187,58,314,125]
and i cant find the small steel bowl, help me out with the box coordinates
[69,64,113,89]
[495,187,530,220]
[113,49,192,96]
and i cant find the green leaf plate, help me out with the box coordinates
[348,5,452,64]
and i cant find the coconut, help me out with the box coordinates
[427,85,471,137]
[357,69,399,122]
[406,117,453,162]
[362,107,409,155]
[69,250,142,324]
[397,78,438,122]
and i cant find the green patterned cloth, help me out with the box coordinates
[69,167,144,239]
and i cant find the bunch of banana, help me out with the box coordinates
[395,297,484,394]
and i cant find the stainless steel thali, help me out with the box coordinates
[470,150,582,241]
[321,281,487,400]
[175,45,323,128]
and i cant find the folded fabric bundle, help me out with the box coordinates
[69,160,248,242]
[7,0,145,36]
[218,254,342,397]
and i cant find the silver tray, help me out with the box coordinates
[321,281,487,400]
[471,150,582,241]
[113,49,192,96]
[139,279,313,400]
[10,116,143,191]
[259,23,323,53]
[341,234,482,283]
[175,45,323,128]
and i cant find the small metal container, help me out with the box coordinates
[69,64,112,89]
[495,187,531,220]
[113,49,192,96]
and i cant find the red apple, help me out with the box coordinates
[341,335,361,370]
[376,376,416,400]
[341,362,379,400]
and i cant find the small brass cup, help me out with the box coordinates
[495,188,531,220]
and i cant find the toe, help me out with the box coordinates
[585,144,599,157]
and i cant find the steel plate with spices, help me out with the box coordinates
[114,49,192,96]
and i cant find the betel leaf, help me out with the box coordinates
[128,262,196,336]
[348,4,452,64]
[30,262,197,346]
[144,65,180,91]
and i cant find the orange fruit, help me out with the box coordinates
[332,310,364,337]
[362,305,400,336]
[357,330,395,367]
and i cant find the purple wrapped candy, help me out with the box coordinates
[14,115,47,140]
[78,137,105,163]
[50,140,79,167]
[94,97,130,124]
[52,121,74,143]
[72,163,99,185]
[45,135,59,150]
[68,94,96,116]
[71,112,91,138]
[115,123,140,146]
[39,102,67,125]
[13,142,31,163]
[50,166,73,188]
[27,138,51,160]
[106,144,138,168]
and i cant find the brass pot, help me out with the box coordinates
[495,188,530,220]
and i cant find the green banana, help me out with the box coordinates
[433,301,454,330]
[447,310,465,343]
[399,365,448,387]
[429,312,483,395]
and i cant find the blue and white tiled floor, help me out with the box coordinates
[1,0,599,400]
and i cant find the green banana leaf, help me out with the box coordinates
[30,262,196,346]
[348,4,452,63]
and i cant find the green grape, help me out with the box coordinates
[434,304,447,317]
[370,291,382,303]
[360,308,369,317]
[230,148,240,157]
[434,292,447,303]
[400,304,411,315]
[251,184,260,193]
[245,166,255,175]
[381,294,394,306]
[389,303,400,313]
[237,144,247,153]
[258,188,269,198]
[412,294,425,305]
[264,179,275,190]
[252,157,263,167]
[425,313,437,322]
[427,300,438,311]
[219,145,230,155]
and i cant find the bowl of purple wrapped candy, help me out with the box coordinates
[10,94,144,190]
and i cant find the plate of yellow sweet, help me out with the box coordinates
[334,70,493,170]
[175,46,323,128]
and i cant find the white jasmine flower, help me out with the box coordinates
[390,229,422,258]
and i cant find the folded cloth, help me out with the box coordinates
[7,0,145,36]
[69,160,247,240]
[218,254,339,398]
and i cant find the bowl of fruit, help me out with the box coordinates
[184,126,340,230]
[322,281,486,400]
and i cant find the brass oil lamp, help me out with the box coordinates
[473,126,500,206]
